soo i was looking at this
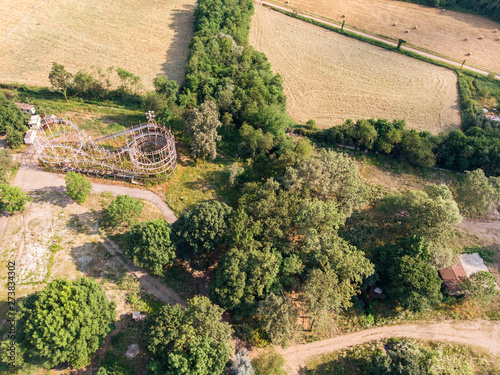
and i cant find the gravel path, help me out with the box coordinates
[280,320,500,374]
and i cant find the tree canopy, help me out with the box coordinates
[16,278,115,369]
[185,98,222,159]
[65,172,92,204]
[125,219,175,276]
[172,200,232,266]
[456,169,498,218]
[146,296,233,375]
[107,194,143,227]
[0,184,31,213]
[49,62,73,101]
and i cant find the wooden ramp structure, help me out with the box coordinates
[26,114,177,179]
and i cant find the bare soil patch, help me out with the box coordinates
[287,0,500,74]
[249,5,461,133]
[0,0,196,89]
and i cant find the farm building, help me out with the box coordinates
[28,115,41,128]
[15,102,36,115]
[439,253,498,294]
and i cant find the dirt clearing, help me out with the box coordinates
[286,0,500,74]
[0,0,196,89]
[249,5,461,133]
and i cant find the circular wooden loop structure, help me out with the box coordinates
[28,115,177,179]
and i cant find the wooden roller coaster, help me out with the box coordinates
[25,112,177,179]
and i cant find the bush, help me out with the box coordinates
[0,184,31,213]
[65,172,92,204]
[108,194,143,227]
[252,348,287,375]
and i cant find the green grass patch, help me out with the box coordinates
[163,261,197,299]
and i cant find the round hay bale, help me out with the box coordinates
[464,37,469,41]
[392,22,397,26]
[413,25,418,29]
[479,35,484,39]
[404,29,409,33]
[466,52,472,56]
[342,14,346,18]
[494,29,498,33]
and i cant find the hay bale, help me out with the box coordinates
[479,35,484,39]
[404,29,409,33]
[342,14,346,18]
[494,29,498,33]
[466,52,472,56]
[392,22,397,26]
[413,25,418,29]
[464,37,469,41]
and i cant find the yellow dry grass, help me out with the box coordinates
[0,0,196,89]
[288,0,500,74]
[249,5,462,133]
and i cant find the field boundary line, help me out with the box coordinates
[0,0,51,44]
[257,0,499,79]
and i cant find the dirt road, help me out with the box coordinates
[280,320,500,374]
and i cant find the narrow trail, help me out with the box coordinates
[255,0,499,79]
[280,320,500,374]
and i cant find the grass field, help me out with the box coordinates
[0,0,196,89]
[287,0,500,74]
[249,5,461,133]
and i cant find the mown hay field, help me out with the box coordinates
[0,0,196,89]
[249,5,461,133]
[288,0,500,74]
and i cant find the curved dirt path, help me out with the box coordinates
[279,320,500,374]
[0,147,183,306]
[255,0,500,79]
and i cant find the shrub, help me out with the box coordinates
[65,172,92,204]
[108,194,143,227]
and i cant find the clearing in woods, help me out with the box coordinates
[286,0,500,74]
[0,0,196,89]
[249,5,462,133]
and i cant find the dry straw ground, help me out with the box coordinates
[289,0,500,74]
[0,0,196,89]
[249,5,462,133]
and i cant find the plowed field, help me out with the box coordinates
[249,5,462,133]
[0,0,196,89]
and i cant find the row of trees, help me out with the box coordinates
[49,62,143,102]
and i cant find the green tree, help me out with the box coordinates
[172,200,232,266]
[400,130,436,168]
[388,255,442,312]
[257,293,298,348]
[65,172,92,204]
[126,219,175,276]
[459,271,498,299]
[353,119,378,150]
[0,184,31,213]
[379,185,462,268]
[48,62,73,101]
[0,149,13,182]
[456,169,497,218]
[369,339,426,375]
[186,98,222,159]
[239,123,275,158]
[153,76,179,102]
[6,126,24,148]
[107,194,143,227]
[210,248,281,318]
[252,348,287,375]
[146,296,233,375]
[283,149,366,217]
[16,278,116,369]
[0,92,25,134]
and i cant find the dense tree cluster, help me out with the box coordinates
[0,92,28,148]
[146,296,233,375]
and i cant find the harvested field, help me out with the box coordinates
[249,5,461,133]
[287,0,500,74]
[0,0,196,89]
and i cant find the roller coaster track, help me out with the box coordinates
[25,117,177,179]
